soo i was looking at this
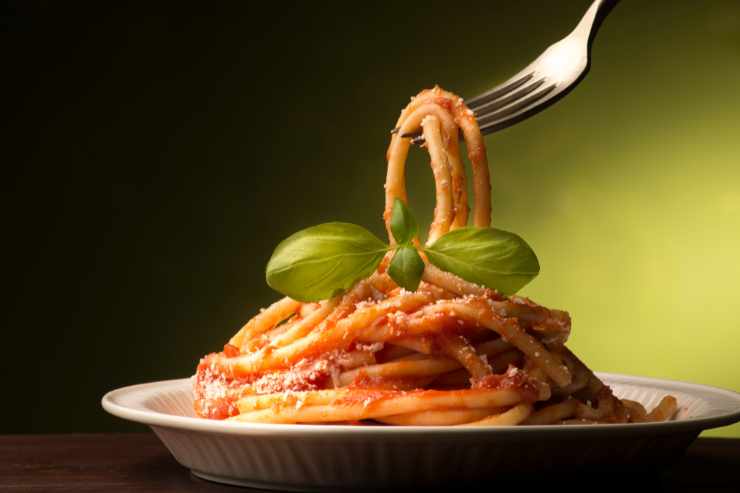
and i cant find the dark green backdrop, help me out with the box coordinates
[3,1,739,436]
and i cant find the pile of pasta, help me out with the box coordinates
[193,86,677,426]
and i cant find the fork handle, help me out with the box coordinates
[585,0,621,49]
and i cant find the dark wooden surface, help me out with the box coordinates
[0,434,738,492]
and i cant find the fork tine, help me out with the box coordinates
[473,78,547,119]
[396,79,556,145]
[392,72,539,138]
[478,83,557,132]
[399,82,557,143]
[465,72,534,110]
[389,73,530,134]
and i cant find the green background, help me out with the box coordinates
[3,1,739,436]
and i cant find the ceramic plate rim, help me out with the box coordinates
[102,372,740,437]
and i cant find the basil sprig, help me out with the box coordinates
[265,222,388,302]
[388,199,424,291]
[390,198,418,245]
[425,227,539,295]
[265,200,539,301]
[388,245,425,291]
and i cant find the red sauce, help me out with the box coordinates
[194,396,238,420]
[193,354,246,419]
[192,351,340,419]
[223,343,240,358]
[473,366,538,402]
[337,386,400,408]
[434,96,453,111]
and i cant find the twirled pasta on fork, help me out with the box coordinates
[193,86,677,426]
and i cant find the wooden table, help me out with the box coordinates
[1,434,738,492]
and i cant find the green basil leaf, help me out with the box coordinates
[390,198,417,245]
[425,227,539,295]
[388,245,425,292]
[266,222,389,302]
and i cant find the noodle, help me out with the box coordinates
[192,86,677,426]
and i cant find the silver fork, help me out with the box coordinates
[401,0,619,140]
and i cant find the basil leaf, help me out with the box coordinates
[266,222,389,302]
[388,245,425,292]
[425,227,539,295]
[390,198,417,245]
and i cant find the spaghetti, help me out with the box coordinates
[193,86,677,426]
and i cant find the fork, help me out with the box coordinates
[401,0,619,140]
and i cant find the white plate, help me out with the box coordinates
[102,373,740,490]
